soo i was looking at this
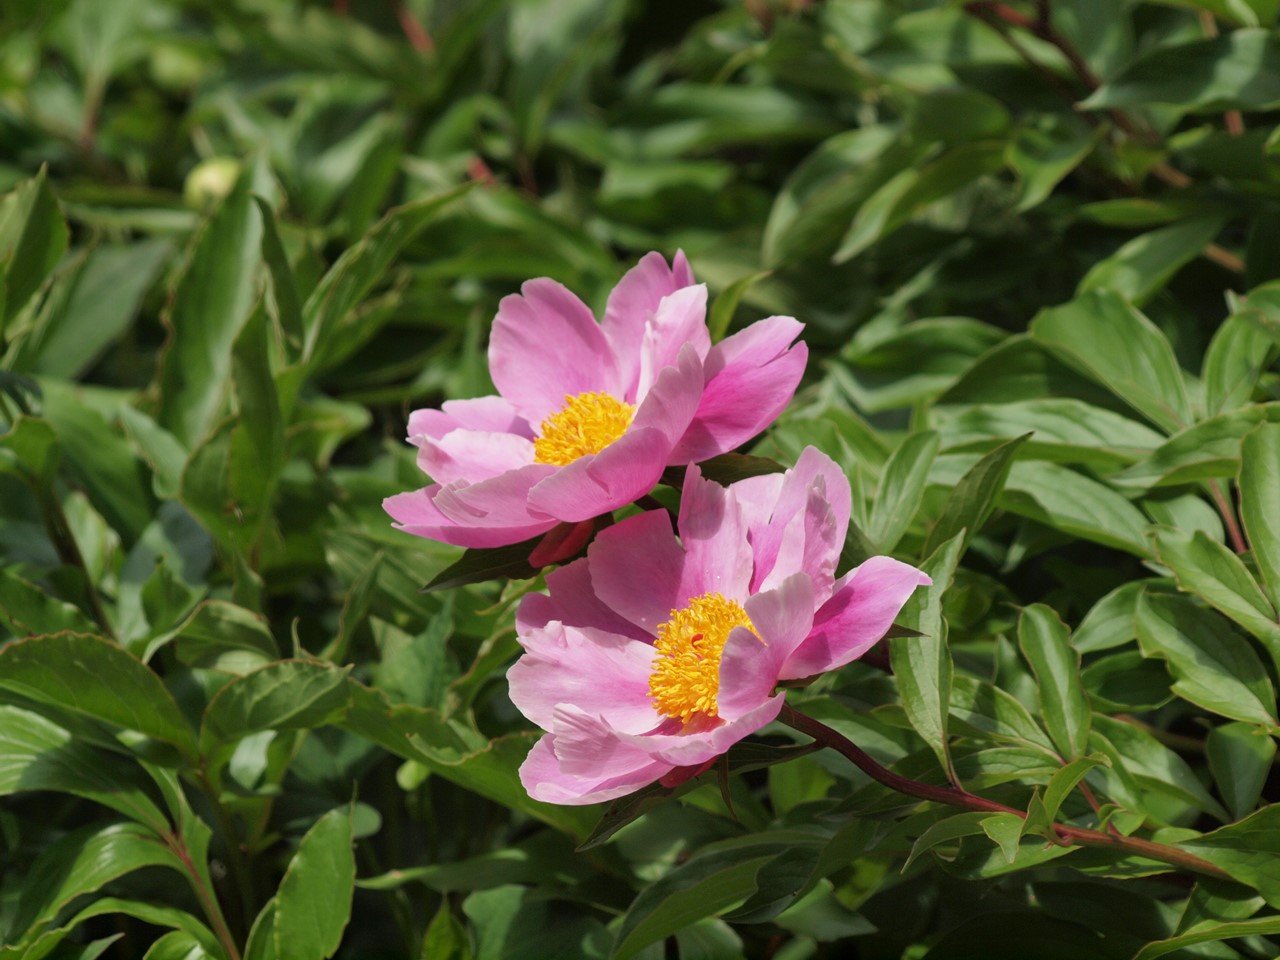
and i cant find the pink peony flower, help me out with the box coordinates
[383,252,807,549]
[509,447,932,804]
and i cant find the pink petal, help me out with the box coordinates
[670,316,807,462]
[636,285,710,401]
[676,465,752,603]
[760,487,840,604]
[382,470,557,548]
[602,251,697,398]
[407,395,532,439]
[588,510,686,635]
[516,557,650,642]
[520,735,672,805]
[551,704,669,776]
[526,426,670,523]
[608,693,787,767]
[488,278,623,425]
[718,573,815,721]
[508,622,658,734]
[413,429,535,485]
[781,556,932,680]
[526,346,703,522]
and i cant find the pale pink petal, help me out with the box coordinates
[676,465,751,603]
[718,573,815,721]
[488,278,623,424]
[551,704,669,776]
[636,286,710,401]
[608,694,786,767]
[520,735,672,806]
[669,316,807,462]
[413,430,535,485]
[747,447,851,595]
[602,251,697,398]
[588,510,686,635]
[516,558,650,642]
[526,427,669,523]
[508,623,658,734]
[781,556,932,680]
[383,471,557,548]
[407,395,532,439]
[526,347,703,521]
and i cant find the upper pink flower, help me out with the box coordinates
[509,448,932,804]
[383,252,807,549]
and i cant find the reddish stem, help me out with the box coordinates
[779,705,1233,881]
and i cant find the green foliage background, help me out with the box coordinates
[3,0,1280,957]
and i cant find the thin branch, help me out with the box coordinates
[1209,479,1248,554]
[779,705,1234,881]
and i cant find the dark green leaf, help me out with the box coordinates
[1077,218,1224,306]
[0,633,197,760]
[1206,722,1276,821]
[1240,423,1280,610]
[1083,29,1280,113]
[867,430,939,552]
[0,168,68,328]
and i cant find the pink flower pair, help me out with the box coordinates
[383,252,807,548]
[510,448,932,805]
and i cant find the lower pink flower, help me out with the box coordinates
[509,447,932,804]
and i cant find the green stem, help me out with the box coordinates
[163,829,242,960]
[779,705,1233,882]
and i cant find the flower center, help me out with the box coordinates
[533,392,636,466]
[649,593,757,724]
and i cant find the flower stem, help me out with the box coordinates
[778,705,1232,881]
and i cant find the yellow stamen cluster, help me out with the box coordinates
[649,593,757,724]
[533,392,635,466]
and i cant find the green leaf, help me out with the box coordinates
[0,704,169,832]
[923,433,1029,556]
[707,270,771,342]
[891,532,965,778]
[1000,460,1151,557]
[932,398,1162,471]
[1135,591,1278,727]
[1073,581,1146,653]
[1083,29,1280,113]
[1040,756,1107,824]
[0,568,99,638]
[243,900,277,960]
[692,453,789,486]
[301,185,470,369]
[1182,806,1280,907]
[980,813,1025,864]
[948,676,1056,752]
[613,836,821,960]
[421,901,472,960]
[1206,722,1276,821]
[142,931,219,960]
[1091,715,1228,822]
[1007,119,1104,213]
[1030,290,1193,433]
[7,239,170,379]
[167,600,279,671]
[835,142,1005,262]
[422,540,542,593]
[1240,422,1280,610]
[200,660,351,761]
[867,430,939,552]
[1077,217,1225,306]
[1017,605,1091,760]
[273,807,355,960]
[1150,526,1280,675]
[6,822,185,945]
[1132,915,1280,960]
[1203,311,1276,416]
[0,633,197,760]
[157,168,264,448]
[0,168,68,328]
[1112,406,1280,489]
[904,811,990,868]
